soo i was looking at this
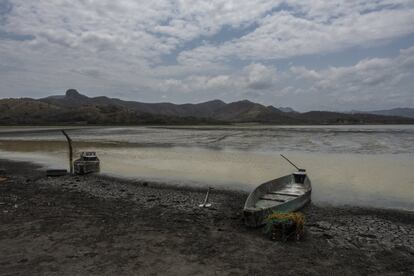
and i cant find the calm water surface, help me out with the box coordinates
[0,125,413,210]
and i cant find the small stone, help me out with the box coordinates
[358,233,377,239]
[18,258,28,263]
[323,233,334,239]
[316,221,332,230]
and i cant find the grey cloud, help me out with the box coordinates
[155,63,277,94]
[243,90,264,98]
[287,46,414,110]
[0,30,34,41]
[0,0,12,16]
[71,68,102,78]
[38,31,77,48]
[0,1,413,111]
[244,63,276,90]
[178,1,414,63]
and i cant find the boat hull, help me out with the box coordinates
[243,174,312,227]
[74,160,100,175]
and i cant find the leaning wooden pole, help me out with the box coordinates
[61,130,73,174]
[280,154,301,171]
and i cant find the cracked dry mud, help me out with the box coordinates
[0,159,413,275]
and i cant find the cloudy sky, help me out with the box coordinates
[1,0,414,111]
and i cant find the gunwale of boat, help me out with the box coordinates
[244,174,312,212]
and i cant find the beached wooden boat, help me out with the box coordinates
[243,170,312,227]
[74,152,100,175]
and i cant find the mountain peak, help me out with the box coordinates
[238,99,254,104]
[66,89,86,98]
[206,99,226,105]
[278,107,296,113]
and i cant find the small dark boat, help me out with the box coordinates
[46,169,68,177]
[243,156,312,227]
[74,152,100,175]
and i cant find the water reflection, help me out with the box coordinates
[0,137,413,211]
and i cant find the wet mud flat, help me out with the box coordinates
[0,159,413,275]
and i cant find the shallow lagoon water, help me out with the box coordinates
[0,125,413,210]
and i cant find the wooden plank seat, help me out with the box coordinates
[260,194,287,202]
[269,192,301,197]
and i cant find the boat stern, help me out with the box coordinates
[293,169,307,184]
[243,208,272,228]
[243,209,261,227]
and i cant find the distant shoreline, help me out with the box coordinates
[1,122,414,127]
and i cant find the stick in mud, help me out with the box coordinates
[61,130,73,175]
[199,187,213,208]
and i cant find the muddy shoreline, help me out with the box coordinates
[0,159,413,275]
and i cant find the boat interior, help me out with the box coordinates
[255,183,308,209]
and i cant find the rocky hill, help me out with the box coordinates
[1,89,413,125]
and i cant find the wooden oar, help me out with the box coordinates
[280,154,302,171]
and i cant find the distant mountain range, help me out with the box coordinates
[348,108,414,119]
[0,89,413,125]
